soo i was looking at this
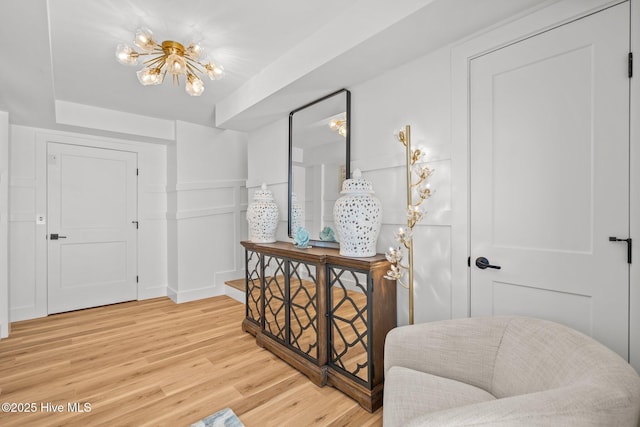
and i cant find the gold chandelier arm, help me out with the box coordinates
[143,55,167,68]
[138,46,164,58]
[185,60,205,75]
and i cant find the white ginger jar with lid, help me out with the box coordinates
[247,183,279,243]
[333,169,383,257]
[290,192,303,234]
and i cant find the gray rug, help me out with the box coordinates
[190,407,244,427]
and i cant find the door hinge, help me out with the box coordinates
[136,168,139,176]
[629,52,633,78]
[136,276,139,283]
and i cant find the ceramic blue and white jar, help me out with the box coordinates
[247,183,279,243]
[333,169,382,257]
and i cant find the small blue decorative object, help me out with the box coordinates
[319,227,336,242]
[293,227,311,248]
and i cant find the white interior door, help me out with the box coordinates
[47,143,137,314]
[470,3,630,359]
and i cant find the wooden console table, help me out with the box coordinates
[240,241,397,412]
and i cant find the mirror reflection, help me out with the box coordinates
[288,89,351,248]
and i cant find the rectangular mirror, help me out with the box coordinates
[288,89,351,248]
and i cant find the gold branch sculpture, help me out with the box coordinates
[384,125,434,324]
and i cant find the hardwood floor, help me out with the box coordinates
[0,296,383,427]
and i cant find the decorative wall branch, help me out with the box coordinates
[384,125,433,324]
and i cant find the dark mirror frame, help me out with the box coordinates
[288,88,351,249]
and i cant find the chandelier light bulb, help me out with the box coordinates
[166,53,187,75]
[115,44,138,65]
[185,74,204,96]
[136,68,163,86]
[186,43,204,60]
[204,62,224,80]
[134,28,156,52]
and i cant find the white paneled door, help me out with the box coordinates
[470,3,630,359]
[47,143,137,314]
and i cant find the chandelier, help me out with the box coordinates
[115,28,224,96]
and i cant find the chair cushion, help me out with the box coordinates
[383,366,496,427]
[401,384,640,427]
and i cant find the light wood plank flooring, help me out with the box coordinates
[0,296,382,427]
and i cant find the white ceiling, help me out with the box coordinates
[0,0,555,137]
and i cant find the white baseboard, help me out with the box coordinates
[138,286,168,300]
[225,285,245,304]
[10,306,47,323]
[167,284,225,304]
[167,286,178,303]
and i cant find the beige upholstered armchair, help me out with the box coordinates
[383,316,640,426]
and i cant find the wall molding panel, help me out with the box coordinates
[167,176,247,304]
[168,179,246,193]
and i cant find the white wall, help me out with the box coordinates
[8,126,168,321]
[166,121,248,303]
[0,111,9,337]
[8,114,249,320]
[246,47,452,325]
[354,48,453,325]
[246,0,637,333]
[247,117,290,243]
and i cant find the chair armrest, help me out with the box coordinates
[384,317,510,392]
